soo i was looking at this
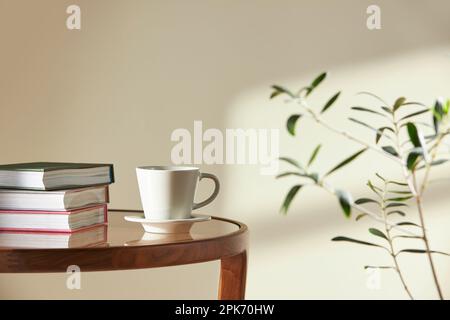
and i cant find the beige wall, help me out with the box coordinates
[1,0,450,299]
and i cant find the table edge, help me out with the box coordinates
[0,209,249,273]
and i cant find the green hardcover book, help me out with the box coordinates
[0,162,114,190]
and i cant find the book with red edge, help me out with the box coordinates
[0,185,109,211]
[0,204,108,233]
[0,224,108,248]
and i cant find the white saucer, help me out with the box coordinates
[124,214,211,234]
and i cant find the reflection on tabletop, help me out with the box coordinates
[0,225,108,249]
[0,211,239,249]
[125,231,195,246]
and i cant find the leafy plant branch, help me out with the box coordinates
[271,72,450,299]
[277,159,417,236]
[333,176,416,299]
[296,98,404,165]
[374,177,415,299]
[389,99,450,300]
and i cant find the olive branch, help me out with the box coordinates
[271,72,450,299]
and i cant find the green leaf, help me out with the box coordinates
[432,99,444,133]
[348,117,371,128]
[356,91,389,106]
[369,228,388,240]
[381,106,393,114]
[364,265,395,270]
[325,148,367,177]
[397,249,450,256]
[382,146,399,157]
[386,196,413,202]
[308,172,320,183]
[336,189,353,218]
[376,127,395,144]
[407,153,420,170]
[416,159,449,170]
[307,144,322,168]
[332,236,385,248]
[305,72,327,96]
[392,235,422,240]
[279,157,303,170]
[311,72,327,88]
[355,198,379,205]
[406,123,427,156]
[407,123,420,147]
[276,172,319,183]
[396,222,421,228]
[388,190,412,195]
[406,147,423,170]
[386,203,408,208]
[387,210,406,217]
[356,213,368,221]
[397,249,425,254]
[271,85,295,99]
[280,185,303,214]
[380,127,395,133]
[399,109,430,121]
[387,180,408,186]
[393,97,407,111]
[287,114,302,136]
[375,130,384,144]
[402,101,426,107]
[276,172,303,179]
[321,91,341,114]
[351,106,387,117]
[367,180,382,196]
[270,90,282,99]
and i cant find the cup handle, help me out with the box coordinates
[193,172,220,210]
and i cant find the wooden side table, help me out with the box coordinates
[0,209,249,300]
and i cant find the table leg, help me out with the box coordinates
[218,251,247,300]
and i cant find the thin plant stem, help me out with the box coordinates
[413,132,446,300]
[390,109,444,300]
[420,134,445,195]
[380,181,414,299]
[412,173,443,299]
[296,96,444,298]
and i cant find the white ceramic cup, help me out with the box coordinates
[136,166,220,220]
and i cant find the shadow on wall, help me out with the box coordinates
[220,45,450,299]
[222,44,450,240]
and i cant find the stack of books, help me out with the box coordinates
[0,162,114,248]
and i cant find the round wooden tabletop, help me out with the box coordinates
[0,209,249,299]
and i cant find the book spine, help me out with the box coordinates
[103,204,108,223]
[0,222,108,234]
[109,164,115,183]
[105,185,110,203]
[0,204,107,215]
